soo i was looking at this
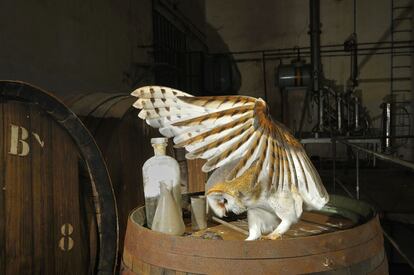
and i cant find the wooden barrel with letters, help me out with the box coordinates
[0,81,118,274]
[63,92,207,253]
[121,195,388,275]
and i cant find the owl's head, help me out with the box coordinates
[206,183,247,217]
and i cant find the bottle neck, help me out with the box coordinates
[152,144,167,156]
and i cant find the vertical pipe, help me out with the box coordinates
[382,102,393,151]
[309,0,323,132]
[310,0,321,92]
[262,52,268,103]
[354,95,359,130]
[337,93,342,133]
[356,150,360,200]
[351,0,358,87]
[353,0,356,34]
[332,138,336,193]
[350,36,358,87]
[318,90,324,132]
[411,3,414,162]
[390,0,394,98]
[347,94,351,135]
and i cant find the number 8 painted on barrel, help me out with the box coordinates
[59,223,74,251]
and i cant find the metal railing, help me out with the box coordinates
[330,138,414,270]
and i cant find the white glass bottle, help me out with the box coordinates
[142,137,181,228]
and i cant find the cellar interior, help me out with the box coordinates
[0,0,413,274]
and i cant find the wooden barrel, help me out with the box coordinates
[63,92,158,253]
[0,81,118,274]
[122,195,388,275]
[63,93,207,253]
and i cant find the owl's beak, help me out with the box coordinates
[223,205,229,217]
[219,203,227,217]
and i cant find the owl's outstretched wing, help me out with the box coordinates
[131,86,328,208]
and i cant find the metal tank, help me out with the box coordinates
[277,59,312,89]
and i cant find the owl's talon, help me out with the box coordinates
[263,233,282,240]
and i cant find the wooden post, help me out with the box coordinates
[187,159,207,193]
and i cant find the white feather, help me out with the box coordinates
[131,86,192,98]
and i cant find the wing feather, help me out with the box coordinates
[258,136,273,189]
[271,139,280,190]
[173,111,253,147]
[250,133,269,187]
[178,95,256,109]
[172,105,254,127]
[185,119,253,160]
[131,86,191,98]
[224,131,258,180]
[274,125,296,191]
[202,126,254,172]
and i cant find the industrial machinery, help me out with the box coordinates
[277,61,371,138]
[276,0,395,154]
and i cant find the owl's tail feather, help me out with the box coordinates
[301,187,329,211]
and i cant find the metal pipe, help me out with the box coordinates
[346,94,351,135]
[353,0,357,34]
[354,95,360,130]
[337,93,342,132]
[262,51,268,103]
[263,45,413,57]
[351,0,358,87]
[332,138,336,192]
[382,102,393,151]
[318,89,324,132]
[338,140,414,171]
[356,150,360,199]
[344,33,359,87]
[234,49,414,63]
[351,39,358,87]
[309,0,323,132]
[310,0,321,93]
[341,135,414,140]
[211,40,413,56]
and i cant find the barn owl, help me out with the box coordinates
[131,86,329,240]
